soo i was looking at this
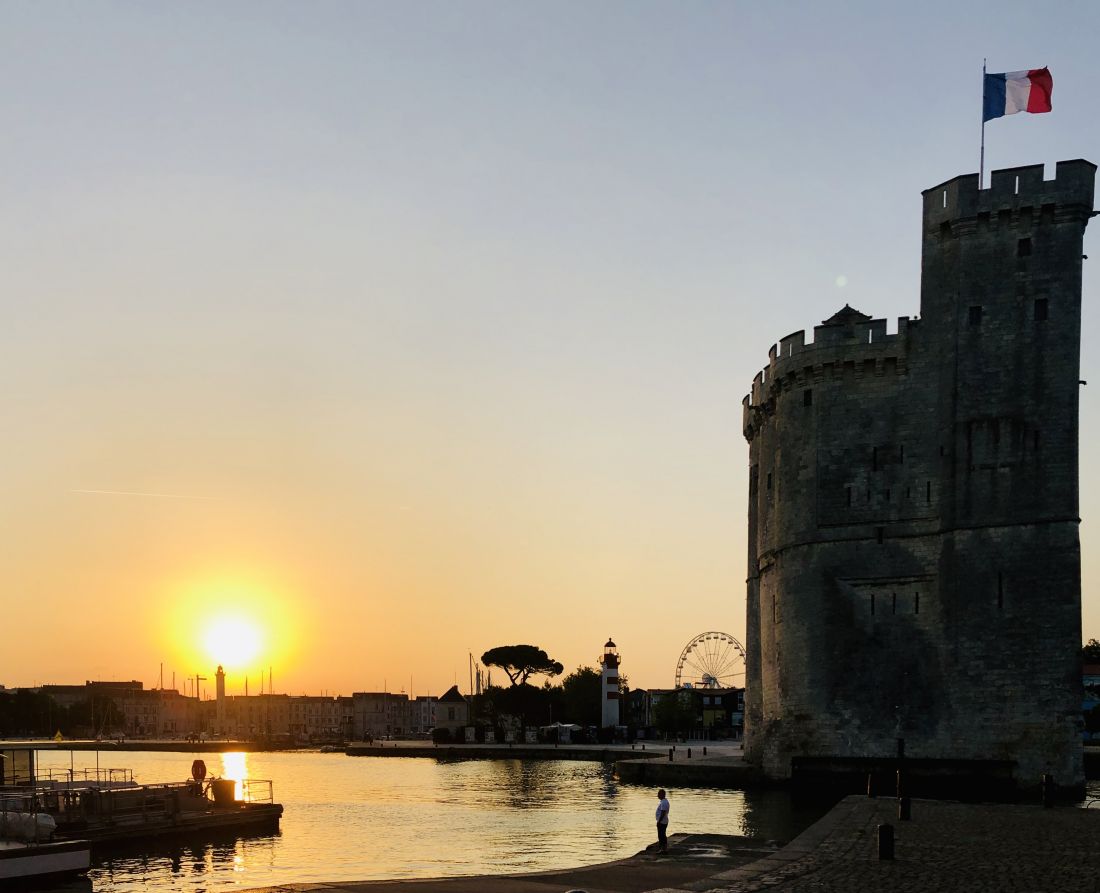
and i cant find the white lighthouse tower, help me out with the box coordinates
[600,638,620,728]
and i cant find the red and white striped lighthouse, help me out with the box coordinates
[600,638,620,728]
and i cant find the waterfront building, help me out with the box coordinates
[636,687,744,738]
[742,161,1094,787]
[412,695,437,734]
[350,692,411,740]
[435,685,468,734]
[6,674,437,742]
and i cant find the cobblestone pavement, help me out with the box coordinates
[654,795,1100,893]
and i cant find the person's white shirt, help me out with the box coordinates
[655,796,670,825]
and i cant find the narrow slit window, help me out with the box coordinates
[871,593,876,616]
[885,487,891,502]
[914,592,920,615]
[1017,237,1032,257]
[1034,298,1048,321]
[766,472,773,491]
[804,389,813,406]
[968,305,983,326]
[892,593,897,615]
[926,481,932,503]
[876,526,884,544]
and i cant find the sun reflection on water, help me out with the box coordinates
[219,752,249,800]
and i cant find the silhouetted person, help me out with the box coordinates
[655,788,670,853]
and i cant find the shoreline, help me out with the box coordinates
[233,794,1100,893]
[234,832,779,893]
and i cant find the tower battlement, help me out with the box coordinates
[742,314,913,435]
[922,159,1095,229]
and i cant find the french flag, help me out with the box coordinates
[983,68,1053,122]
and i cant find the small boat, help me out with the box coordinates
[0,809,90,885]
[0,837,91,885]
[1,743,282,848]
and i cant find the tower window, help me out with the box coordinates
[968,305,983,326]
[766,472,773,491]
[914,592,920,614]
[804,389,813,406]
[1017,238,1032,257]
[1034,298,1048,321]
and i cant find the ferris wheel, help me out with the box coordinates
[674,631,746,689]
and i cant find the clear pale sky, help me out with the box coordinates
[2,2,1099,697]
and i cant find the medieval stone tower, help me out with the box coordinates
[742,160,1095,788]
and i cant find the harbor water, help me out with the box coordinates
[33,749,827,893]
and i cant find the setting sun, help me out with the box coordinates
[203,616,263,670]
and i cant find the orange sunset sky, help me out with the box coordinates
[3,3,1099,697]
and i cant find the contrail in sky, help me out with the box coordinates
[70,489,216,501]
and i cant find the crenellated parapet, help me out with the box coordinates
[922,159,1096,232]
[742,311,914,440]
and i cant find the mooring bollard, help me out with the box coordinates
[877,823,894,860]
[1041,773,1054,808]
[867,772,877,798]
[668,748,674,761]
[898,796,911,821]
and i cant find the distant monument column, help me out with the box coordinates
[215,666,226,736]
[600,639,620,727]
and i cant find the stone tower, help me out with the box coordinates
[742,160,1095,789]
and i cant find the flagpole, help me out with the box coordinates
[980,58,986,188]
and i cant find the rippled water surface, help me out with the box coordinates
[35,749,825,892]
